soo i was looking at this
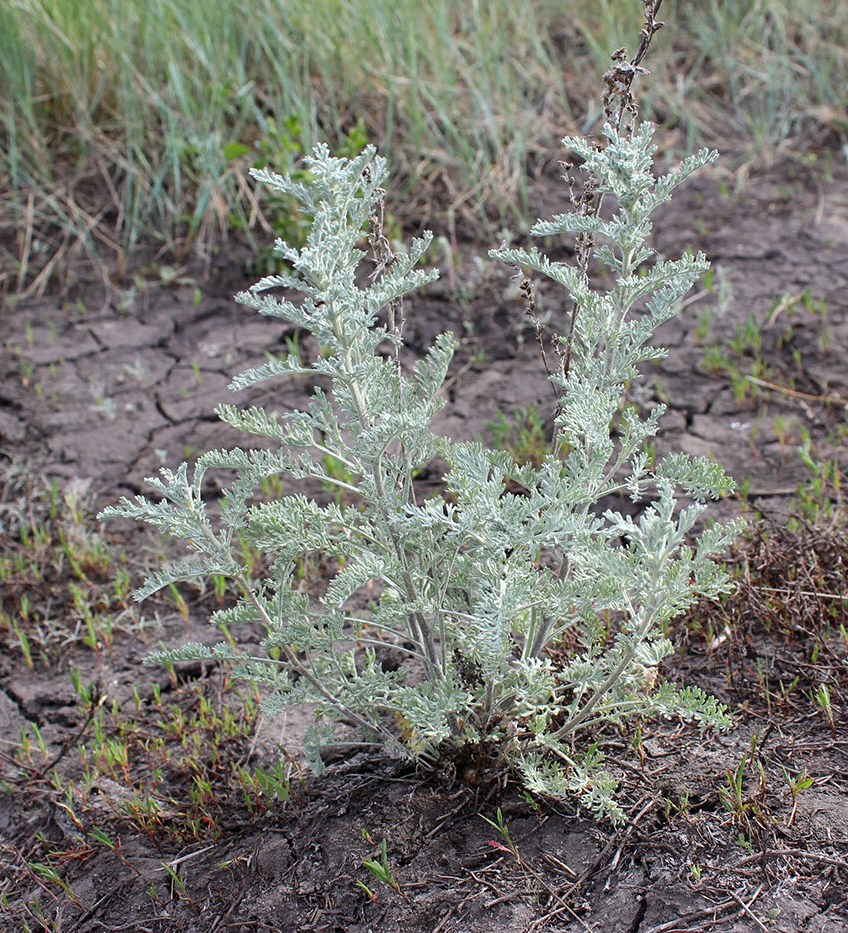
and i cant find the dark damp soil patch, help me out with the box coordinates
[1,149,848,931]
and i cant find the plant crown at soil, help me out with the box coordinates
[101,106,739,823]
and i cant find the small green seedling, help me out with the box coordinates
[811,683,836,734]
[781,767,814,827]
[480,807,519,861]
[160,861,200,913]
[488,405,549,467]
[718,733,767,831]
[353,880,378,902]
[361,838,404,897]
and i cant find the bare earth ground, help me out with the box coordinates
[1,148,847,931]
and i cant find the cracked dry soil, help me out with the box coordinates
[1,150,848,931]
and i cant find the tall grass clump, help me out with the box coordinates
[102,4,743,822]
[1,0,577,289]
[2,0,847,292]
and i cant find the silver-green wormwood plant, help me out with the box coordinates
[101,85,740,825]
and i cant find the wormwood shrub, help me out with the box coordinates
[101,69,740,825]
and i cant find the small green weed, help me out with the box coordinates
[781,767,814,827]
[810,683,836,734]
[717,733,768,834]
[487,405,549,467]
[794,434,842,525]
[247,117,370,271]
[360,837,404,898]
[0,467,131,665]
[480,807,520,860]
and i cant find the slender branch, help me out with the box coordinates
[236,574,397,744]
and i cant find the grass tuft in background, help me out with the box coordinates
[1,0,846,293]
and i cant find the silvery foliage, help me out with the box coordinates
[101,127,739,822]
